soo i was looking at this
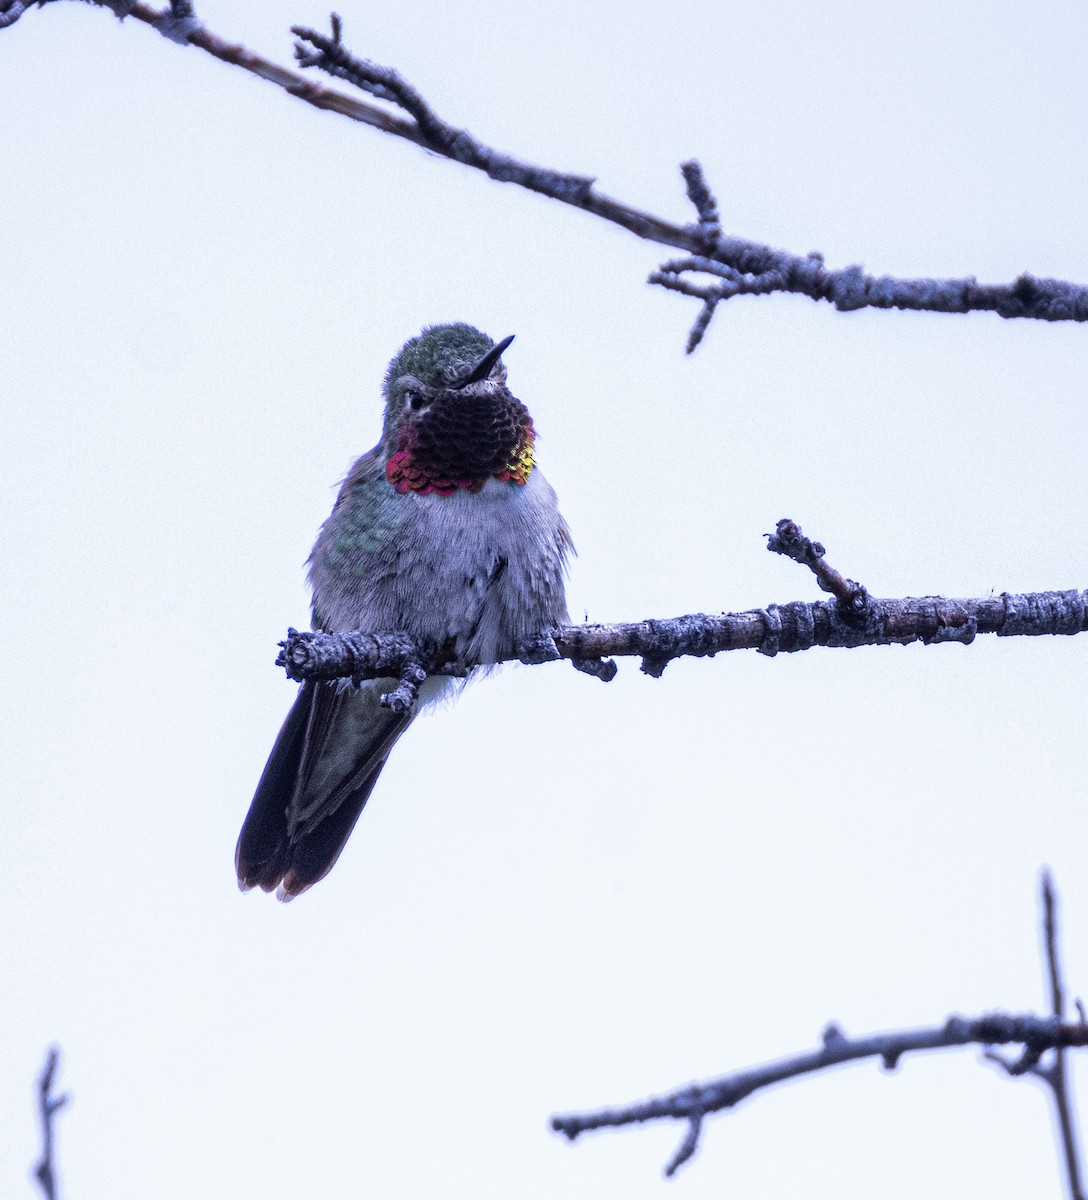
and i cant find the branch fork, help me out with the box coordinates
[651,160,1088,351]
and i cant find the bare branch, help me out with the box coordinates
[33,1047,68,1200]
[555,875,1088,1182]
[651,165,1088,351]
[289,13,594,202]
[4,4,1086,348]
[0,0,29,27]
[551,1012,1088,1177]
[275,519,1087,700]
[280,585,1088,697]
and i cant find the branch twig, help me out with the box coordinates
[1042,872,1086,1200]
[765,517,870,614]
[33,1047,68,1200]
[3,3,1086,349]
[289,14,593,203]
[649,165,1088,350]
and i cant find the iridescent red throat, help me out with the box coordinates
[385,391,536,497]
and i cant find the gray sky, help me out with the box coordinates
[3,2,1088,1197]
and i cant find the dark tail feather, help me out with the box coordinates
[235,683,314,893]
[235,681,411,899]
[276,753,390,898]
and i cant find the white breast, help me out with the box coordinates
[326,471,570,666]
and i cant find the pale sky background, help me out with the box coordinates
[3,2,1088,1198]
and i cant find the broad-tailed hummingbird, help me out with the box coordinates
[236,324,572,899]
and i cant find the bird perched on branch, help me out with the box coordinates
[236,324,572,899]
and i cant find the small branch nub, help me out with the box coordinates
[767,518,870,618]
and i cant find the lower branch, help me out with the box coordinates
[552,1012,1088,1179]
[553,874,1088,1181]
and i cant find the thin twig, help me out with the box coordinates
[988,875,1086,1200]
[664,1110,703,1177]
[1044,872,1066,1021]
[33,1047,69,1200]
[551,1012,1088,1178]
[3,3,1086,349]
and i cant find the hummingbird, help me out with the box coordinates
[235,324,572,899]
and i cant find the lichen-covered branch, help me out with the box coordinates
[651,166,1088,350]
[552,875,1088,1180]
[3,3,1086,349]
[279,585,1088,696]
[273,520,1086,705]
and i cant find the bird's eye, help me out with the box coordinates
[406,390,426,411]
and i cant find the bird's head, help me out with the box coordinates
[382,324,535,497]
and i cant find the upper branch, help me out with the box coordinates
[5,4,1086,349]
[290,15,594,203]
[652,160,1088,350]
